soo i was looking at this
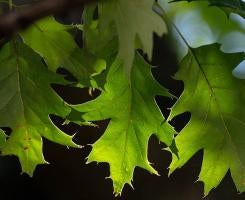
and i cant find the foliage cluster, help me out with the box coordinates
[0,0,245,196]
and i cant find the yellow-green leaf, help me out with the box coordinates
[73,54,174,195]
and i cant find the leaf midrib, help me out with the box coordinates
[12,40,30,163]
[190,49,244,166]
[165,7,245,166]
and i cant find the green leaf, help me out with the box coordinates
[83,5,118,60]
[172,0,245,17]
[62,48,106,87]
[73,54,174,195]
[219,13,245,54]
[20,17,75,71]
[209,0,245,17]
[20,17,104,86]
[0,39,79,175]
[169,44,245,195]
[158,0,245,59]
[98,0,167,76]
[159,0,245,79]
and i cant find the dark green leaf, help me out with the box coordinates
[0,39,79,175]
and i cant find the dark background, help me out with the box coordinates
[0,2,245,200]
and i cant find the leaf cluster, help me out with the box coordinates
[0,0,244,197]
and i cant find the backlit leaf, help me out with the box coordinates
[73,54,174,195]
[169,45,245,195]
[21,17,105,86]
[98,0,167,76]
[0,39,78,175]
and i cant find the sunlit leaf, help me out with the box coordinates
[169,45,245,195]
[73,54,174,195]
[21,17,105,86]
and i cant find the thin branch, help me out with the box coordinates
[0,0,97,38]
[8,0,13,10]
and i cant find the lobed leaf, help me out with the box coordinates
[0,39,79,175]
[73,54,174,195]
[98,0,167,76]
[159,0,245,78]
[21,17,105,87]
[169,45,245,195]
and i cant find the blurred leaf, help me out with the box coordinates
[98,0,167,76]
[159,0,245,77]
[172,0,245,17]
